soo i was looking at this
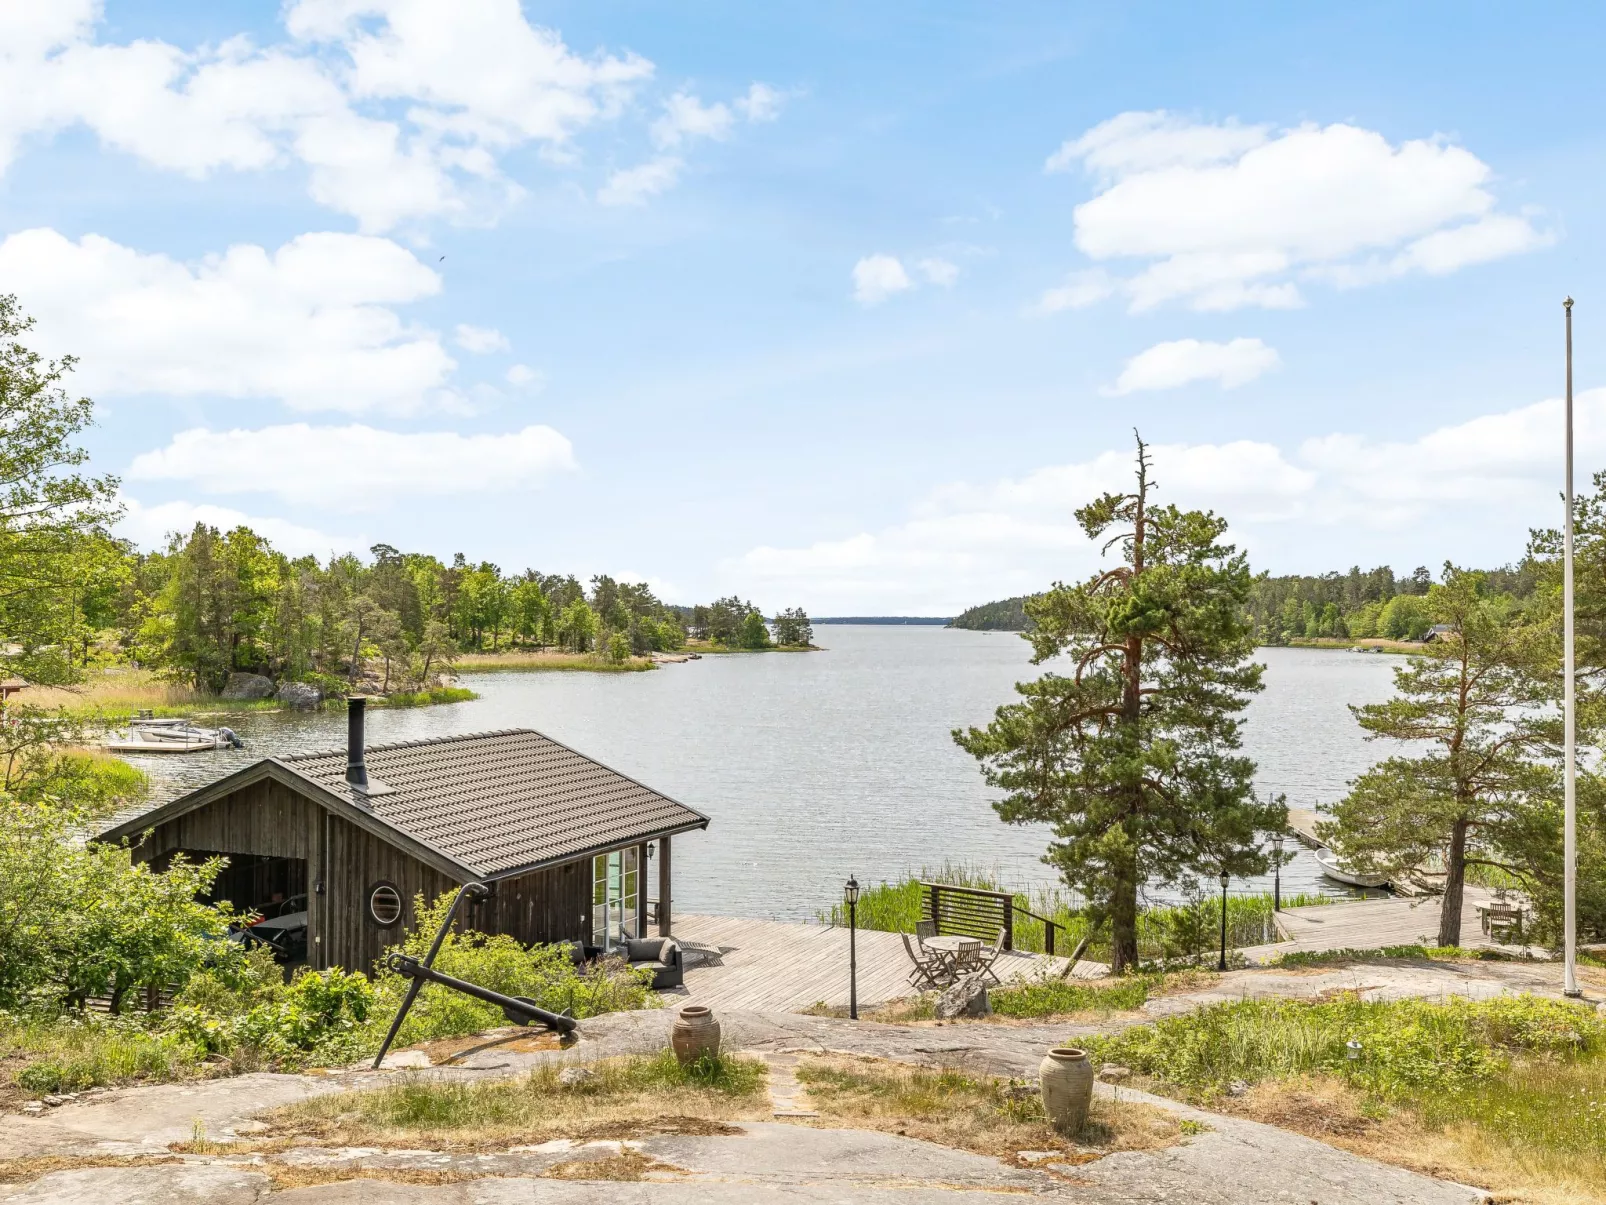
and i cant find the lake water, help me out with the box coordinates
[128,627,1405,921]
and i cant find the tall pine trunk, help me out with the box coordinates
[1438,816,1469,947]
[1110,865,1140,973]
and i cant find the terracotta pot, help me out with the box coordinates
[670,1004,721,1065]
[1039,1046,1093,1135]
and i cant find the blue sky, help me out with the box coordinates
[3,2,1604,614]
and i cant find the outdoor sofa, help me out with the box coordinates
[560,936,684,989]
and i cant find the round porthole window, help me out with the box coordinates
[368,882,403,927]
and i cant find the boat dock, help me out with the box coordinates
[1285,807,1326,848]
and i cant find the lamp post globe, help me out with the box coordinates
[845,876,860,1020]
[1217,870,1230,972]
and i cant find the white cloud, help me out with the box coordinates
[117,494,354,557]
[650,92,733,149]
[454,323,509,353]
[851,254,914,305]
[0,0,654,231]
[724,388,1606,614]
[917,257,959,288]
[505,363,544,389]
[0,227,454,413]
[735,82,782,123]
[1045,110,1551,312]
[1029,268,1115,315]
[598,156,683,206]
[127,422,577,512]
[1108,338,1280,395]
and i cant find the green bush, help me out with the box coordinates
[363,892,657,1050]
[168,956,374,1070]
[1085,993,1603,1099]
[989,975,1154,1018]
[2,1011,204,1094]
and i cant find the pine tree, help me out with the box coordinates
[1321,568,1560,946]
[955,435,1281,972]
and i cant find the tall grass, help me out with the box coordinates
[452,651,655,673]
[0,1012,206,1094]
[820,862,1333,962]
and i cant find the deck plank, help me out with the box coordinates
[667,915,1071,1013]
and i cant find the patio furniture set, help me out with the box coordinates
[900,920,1007,990]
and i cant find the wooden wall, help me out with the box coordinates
[129,778,595,972]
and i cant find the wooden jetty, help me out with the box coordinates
[1240,886,1507,963]
[668,914,1097,1014]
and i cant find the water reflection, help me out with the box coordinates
[126,629,1404,920]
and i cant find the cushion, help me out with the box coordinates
[625,937,665,962]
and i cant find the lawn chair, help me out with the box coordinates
[901,932,948,990]
[970,926,1007,987]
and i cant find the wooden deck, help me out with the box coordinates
[667,914,1091,1014]
[1241,886,1505,962]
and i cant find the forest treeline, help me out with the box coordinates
[0,296,810,697]
[952,562,1544,644]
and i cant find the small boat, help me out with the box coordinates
[1314,845,1389,889]
[105,716,244,754]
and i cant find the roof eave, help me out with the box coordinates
[95,757,478,884]
[480,815,710,883]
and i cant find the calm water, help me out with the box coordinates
[129,628,1404,920]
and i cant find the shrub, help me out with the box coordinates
[1085,993,1603,1099]
[2,1010,204,1094]
[168,958,374,1070]
[362,893,657,1050]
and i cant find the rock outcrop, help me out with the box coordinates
[275,681,324,709]
[220,672,275,700]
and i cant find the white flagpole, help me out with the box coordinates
[1564,296,1580,998]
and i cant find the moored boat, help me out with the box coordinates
[105,716,244,754]
[1314,845,1389,889]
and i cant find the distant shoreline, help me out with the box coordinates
[812,617,952,625]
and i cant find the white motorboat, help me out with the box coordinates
[1314,845,1389,889]
[105,716,244,754]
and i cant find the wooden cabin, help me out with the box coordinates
[95,700,709,972]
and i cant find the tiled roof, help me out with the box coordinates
[277,729,706,876]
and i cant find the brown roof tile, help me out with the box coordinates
[279,729,707,876]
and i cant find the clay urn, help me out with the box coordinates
[670,1004,721,1065]
[1039,1046,1094,1135]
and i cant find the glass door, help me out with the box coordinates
[591,848,639,951]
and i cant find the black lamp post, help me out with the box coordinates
[845,875,860,1020]
[1271,831,1285,913]
[1217,869,1230,972]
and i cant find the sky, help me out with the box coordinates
[2,1,1605,616]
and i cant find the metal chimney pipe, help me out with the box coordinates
[346,696,369,790]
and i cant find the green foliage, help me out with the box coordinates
[737,609,772,649]
[10,749,148,818]
[1086,993,1601,1099]
[772,606,814,647]
[819,864,1328,963]
[1322,567,1561,946]
[168,955,374,1070]
[988,975,1154,1018]
[1267,944,1515,968]
[0,801,234,1011]
[954,436,1282,972]
[0,297,124,686]
[948,596,1033,632]
[1,1010,204,1094]
[365,892,657,1050]
[373,686,478,708]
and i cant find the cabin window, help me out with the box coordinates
[591,848,638,951]
[367,882,403,927]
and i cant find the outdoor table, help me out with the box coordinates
[922,934,981,978]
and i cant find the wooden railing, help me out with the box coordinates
[920,882,1066,956]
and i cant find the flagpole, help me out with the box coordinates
[1564,296,1580,999]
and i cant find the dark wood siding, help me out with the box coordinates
[324,813,457,972]
[478,862,590,947]
[126,780,599,972]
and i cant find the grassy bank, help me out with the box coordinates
[453,650,655,673]
[683,639,815,655]
[1084,993,1606,1203]
[1275,637,1421,654]
[819,863,1333,963]
[21,668,478,719]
